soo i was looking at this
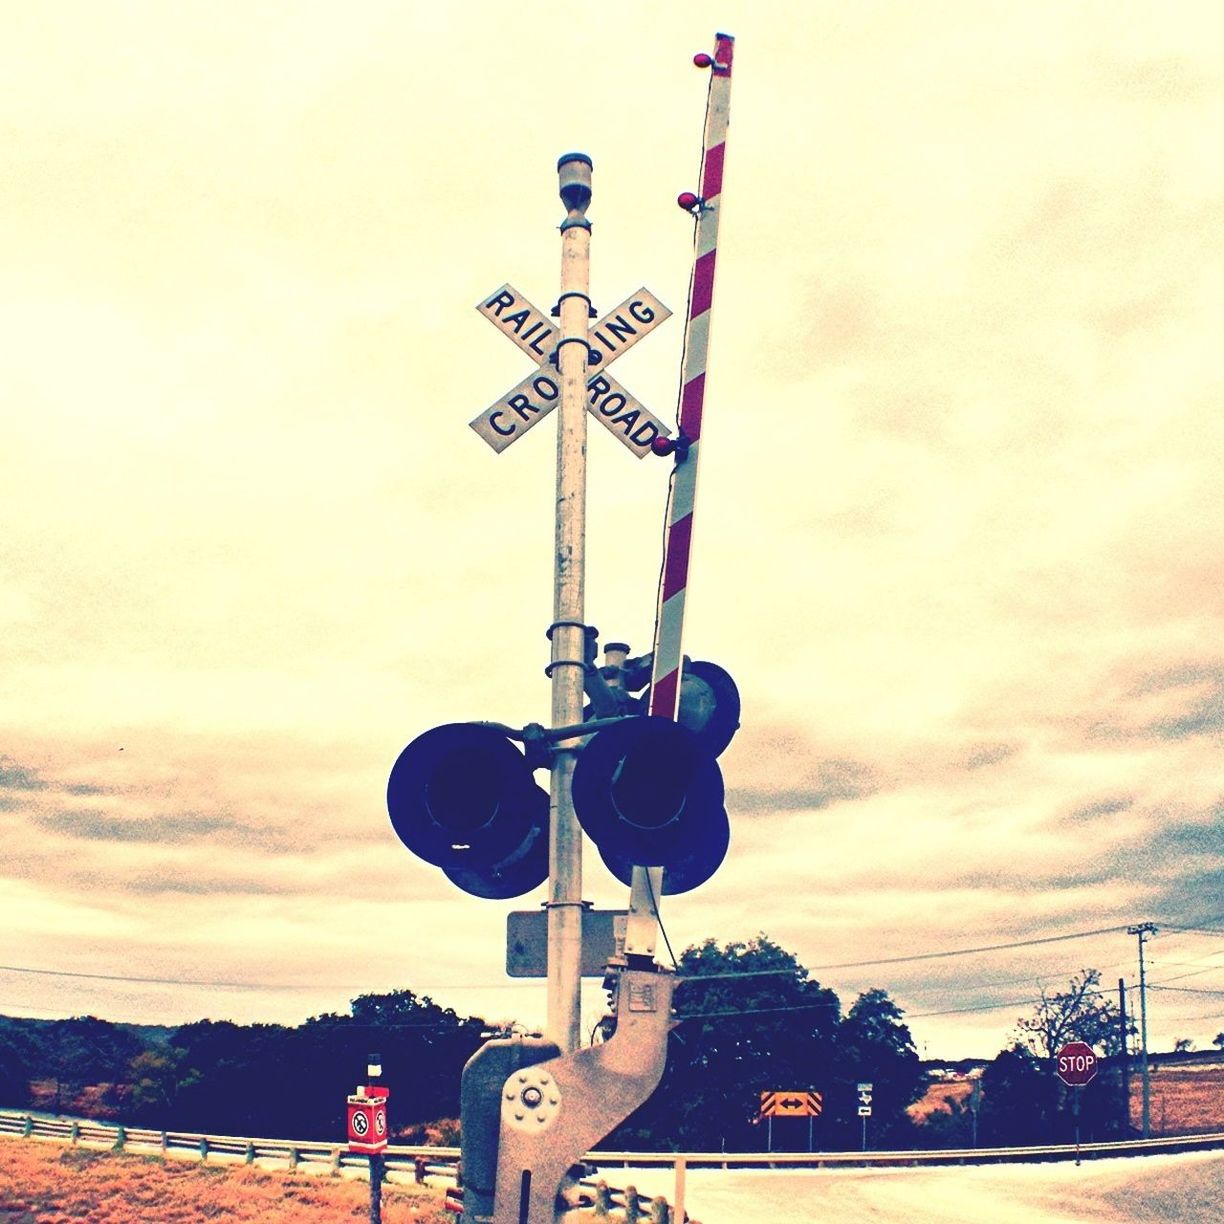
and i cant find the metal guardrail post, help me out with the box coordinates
[592,1180,611,1217]
[624,1184,642,1223]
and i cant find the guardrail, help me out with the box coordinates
[587,1130,1224,1169]
[0,1110,459,1184]
[4,1108,1222,1179]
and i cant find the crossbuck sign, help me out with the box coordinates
[470,284,672,458]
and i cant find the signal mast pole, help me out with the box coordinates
[547,154,594,1054]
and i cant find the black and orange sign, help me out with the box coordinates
[760,1090,822,1117]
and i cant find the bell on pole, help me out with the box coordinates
[613,656,742,759]
[675,659,741,757]
[386,723,549,898]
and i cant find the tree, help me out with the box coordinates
[1173,1037,1194,1053]
[45,1017,144,1113]
[166,991,486,1140]
[915,1089,977,1149]
[606,934,842,1151]
[1214,1032,1224,1050]
[835,989,927,1147]
[1000,969,1132,1143]
[978,1044,1055,1145]
[0,1025,33,1109]
[1014,969,1126,1060]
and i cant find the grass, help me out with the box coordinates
[911,1057,1224,1136]
[1139,1060,1224,1135]
[0,1137,452,1224]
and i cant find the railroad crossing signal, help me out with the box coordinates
[760,1090,822,1118]
[470,283,673,457]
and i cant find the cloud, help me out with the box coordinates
[0,759,49,791]
[731,756,880,815]
[31,807,297,852]
[1083,661,1224,744]
[1062,796,1135,825]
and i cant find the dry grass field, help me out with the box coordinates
[910,1078,976,1124]
[0,1137,451,1224]
[911,1056,1224,1136]
[1138,1059,1224,1135]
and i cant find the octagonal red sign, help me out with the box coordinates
[1056,1041,1099,1086]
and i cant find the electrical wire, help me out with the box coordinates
[674,1001,841,1022]
[0,963,280,990]
[1149,984,1224,996]
[907,996,1047,1019]
[1154,922,1224,938]
[644,869,679,971]
[805,924,1133,970]
[5,921,1215,1013]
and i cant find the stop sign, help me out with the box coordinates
[1056,1041,1099,1086]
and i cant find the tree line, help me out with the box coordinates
[0,991,485,1142]
[0,937,1154,1149]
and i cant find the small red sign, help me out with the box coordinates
[347,1093,389,1153]
[1056,1041,1099,1086]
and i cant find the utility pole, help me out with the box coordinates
[1118,977,1131,1134]
[1127,922,1156,1138]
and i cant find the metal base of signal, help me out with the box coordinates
[489,967,676,1224]
[460,1034,563,1224]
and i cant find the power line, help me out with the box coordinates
[879,958,1134,999]
[908,996,1044,1019]
[1149,984,1224,997]
[0,963,286,991]
[1,920,1196,1011]
[1155,922,1224,938]
[675,1001,841,1022]
[806,925,1132,971]
[1149,964,1224,987]
[0,961,534,995]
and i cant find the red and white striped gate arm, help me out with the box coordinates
[648,32,734,720]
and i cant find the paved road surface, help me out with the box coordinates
[597,1150,1223,1224]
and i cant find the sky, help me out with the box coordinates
[2,1,1223,1063]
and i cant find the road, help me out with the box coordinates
[601,1149,1224,1224]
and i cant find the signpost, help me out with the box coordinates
[347,1056,389,1224]
[1056,1041,1099,1087]
[857,1082,873,1150]
[760,1090,821,1151]
[468,154,674,1055]
[1056,1041,1098,1165]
